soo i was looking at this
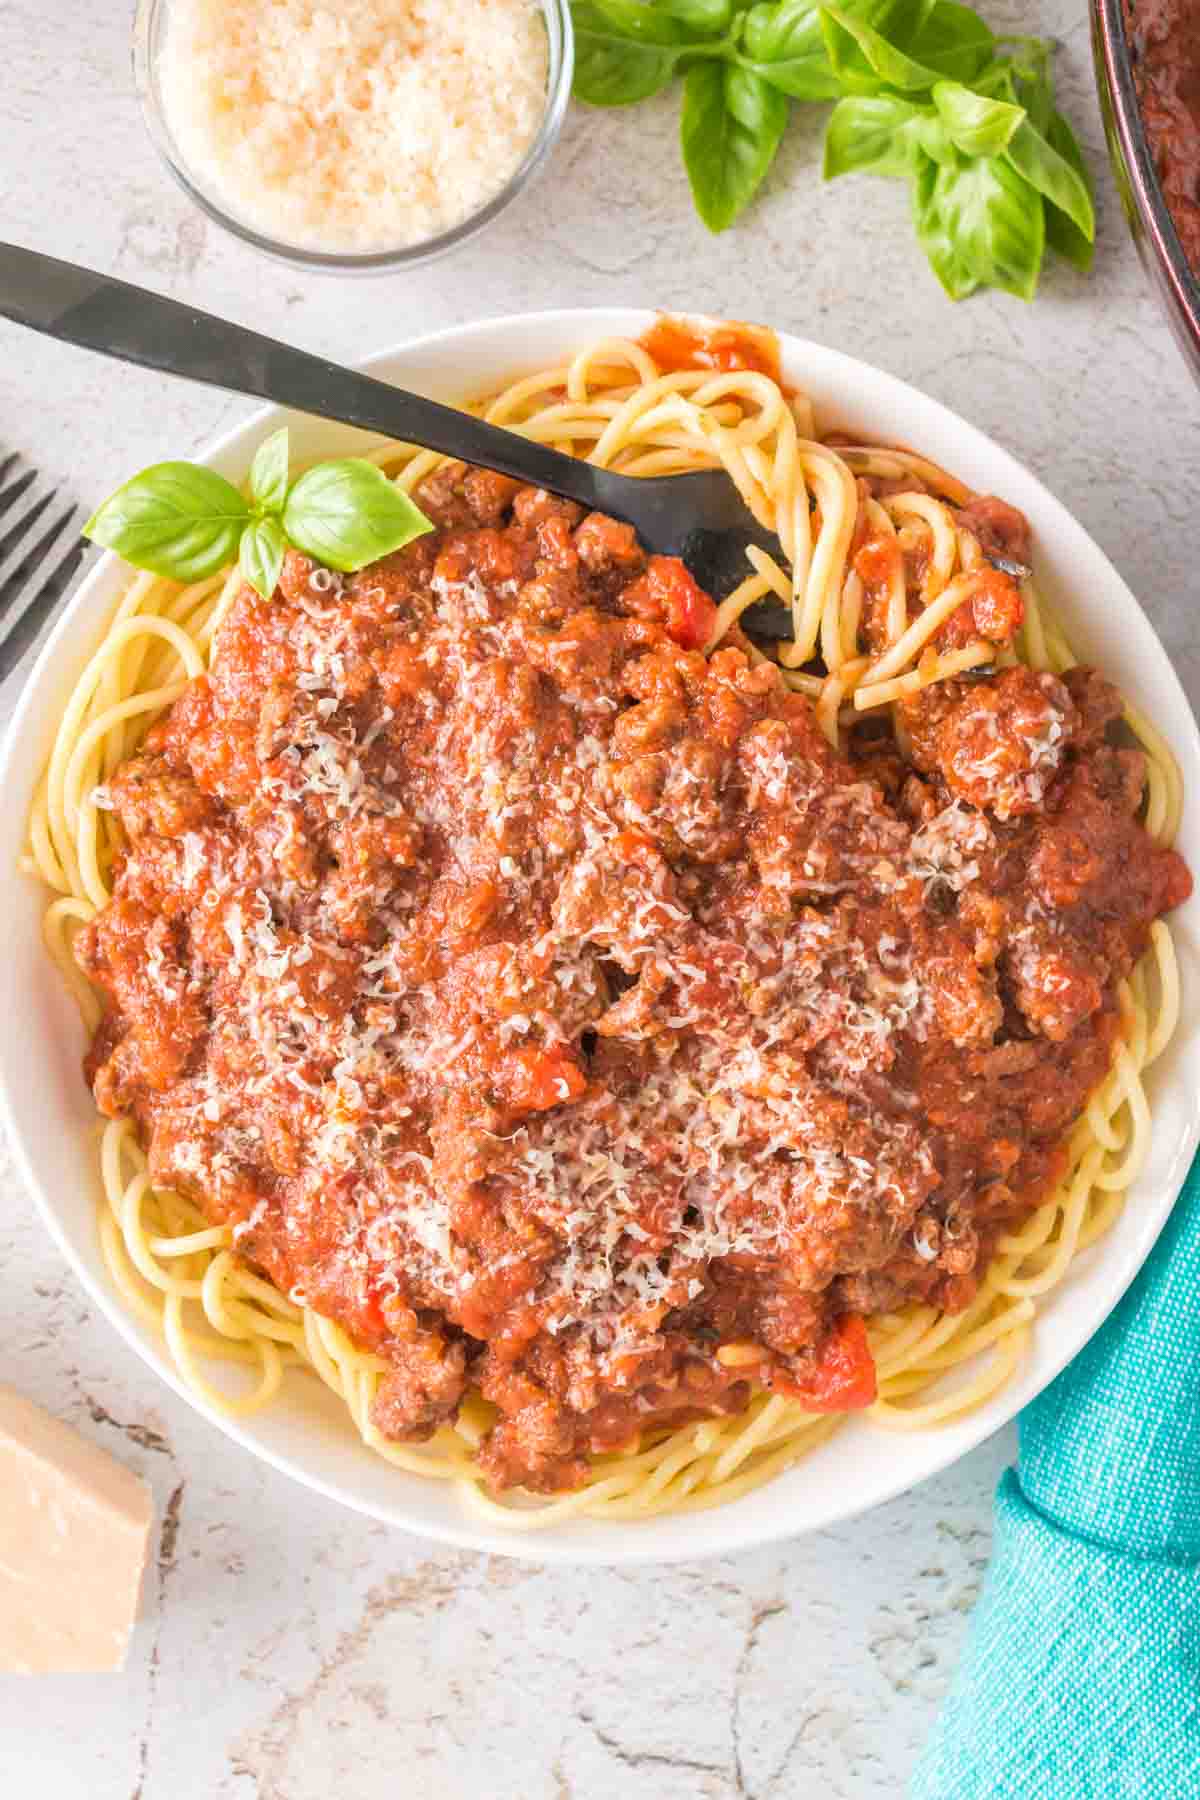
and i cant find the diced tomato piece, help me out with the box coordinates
[854,534,903,590]
[657,558,717,650]
[779,1314,877,1412]
[506,1044,587,1114]
[972,566,1024,643]
[939,566,1024,651]
[355,1283,391,1345]
[623,556,717,650]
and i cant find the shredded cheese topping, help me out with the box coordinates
[130,555,999,1374]
[158,0,551,253]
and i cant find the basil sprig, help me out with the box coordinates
[570,0,1095,300]
[83,428,433,600]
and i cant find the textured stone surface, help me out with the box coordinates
[2,0,1198,1791]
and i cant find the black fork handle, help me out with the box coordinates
[0,242,616,509]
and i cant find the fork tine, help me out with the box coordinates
[0,481,68,611]
[0,463,39,525]
[0,495,75,602]
[0,484,55,572]
[0,482,87,684]
[0,558,86,683]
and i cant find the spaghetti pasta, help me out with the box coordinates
[25,328,1185,1525]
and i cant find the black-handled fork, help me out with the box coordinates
[0,242,790,611]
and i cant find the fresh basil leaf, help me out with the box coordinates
[1004,113,1094,242]
[912,151,982,298]
[587,0,693,42]
[820,0,941,95]
[913,148,1045,300]
[737,51,842,100]
[1004,39,1054,130]
[742,0,819,58]
[680,61,790,230]
[860,0,941,47]
[573,2,684,104]
[1042,109,1095,270]
[932,79,1023,157]
[83,462,250,583]
[739,0,842,100]
[248,428,290,516]
[989,41,1096,259]
[909,0,994,82]
[239,515,287,601]
[824,95,951,177]
[973,57,1017,106]
[587,0,740,44]
[659,0,734,31]
[282,461,434,573]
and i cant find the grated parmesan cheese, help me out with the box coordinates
[158,0,551,253]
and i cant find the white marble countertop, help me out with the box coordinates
[2,0,1198,1793]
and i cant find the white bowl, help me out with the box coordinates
[3,309,1198,1564]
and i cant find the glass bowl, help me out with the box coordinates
[131,0,574,274]
[1091,0,1200,380]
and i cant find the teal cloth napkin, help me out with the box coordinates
[911,1150,1200,1799]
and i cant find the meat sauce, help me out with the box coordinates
[850,493,1028,658]
[638,316,782,380]
[78,465,1191,1492]
[1123,0,1200,274]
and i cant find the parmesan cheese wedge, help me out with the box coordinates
[0,1386,154,1673]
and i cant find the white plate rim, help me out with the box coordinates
[2,305,1197,1565]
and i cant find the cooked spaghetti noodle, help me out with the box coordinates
[26,326,1187,1525]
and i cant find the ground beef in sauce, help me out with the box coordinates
[902,666,1080,819]
[77,464,1192,1493]
[1123,0,1200,274]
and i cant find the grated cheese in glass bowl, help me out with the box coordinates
[132,0,573,271]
